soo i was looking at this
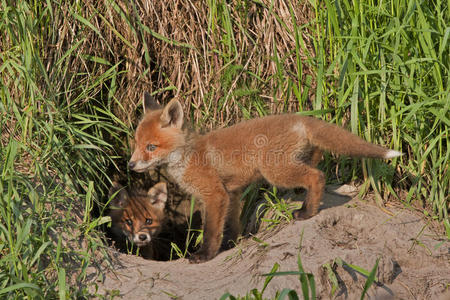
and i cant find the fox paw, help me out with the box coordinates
[293,209,315,220]
[189,251,213,264]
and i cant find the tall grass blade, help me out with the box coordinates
[58,268,67,300]
[360,258,379,300]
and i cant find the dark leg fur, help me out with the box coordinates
[221,191,241,250]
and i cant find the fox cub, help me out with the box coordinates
[108,181,167,259]
[128,92,402,263]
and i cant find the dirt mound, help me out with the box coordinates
[95,186,450,299]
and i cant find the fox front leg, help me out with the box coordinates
[189,187,230,263]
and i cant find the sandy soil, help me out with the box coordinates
[94,185,450,299]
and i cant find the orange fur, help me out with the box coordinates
[128,93,402,263]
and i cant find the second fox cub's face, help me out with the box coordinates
[128,93,184,173]
[108,182,167,247]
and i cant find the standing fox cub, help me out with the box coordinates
[128,93,402,263]
[108,182,167,259]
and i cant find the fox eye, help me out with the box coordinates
[125,219,133,226]
[146,144,157,152]
[145,218,153,225]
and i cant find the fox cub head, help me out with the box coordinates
[108,182,168,248]
[129,92,185,173]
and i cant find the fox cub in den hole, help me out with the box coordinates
[128,92,402,263]
[107,182,167,259]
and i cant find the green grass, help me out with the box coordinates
[1,1,126,297]
[170,196,203,260]
[0,0,448,298]
[256,187,302,230]
[308,0,449,219]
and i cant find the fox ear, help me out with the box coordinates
[109,183,129,209]
[143,92,160,114]
[160,99,183,129]
[147,182,167,210]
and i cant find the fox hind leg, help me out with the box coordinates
[294,147,325,219]
[291,168,325,220]
[309,147,323,168]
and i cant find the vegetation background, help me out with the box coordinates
[0,0,448,298]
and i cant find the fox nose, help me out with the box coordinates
[128,161,136,170]
[138,234,147,241]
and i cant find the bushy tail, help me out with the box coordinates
[301,116,402,159]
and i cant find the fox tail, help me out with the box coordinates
[301,117,402,159]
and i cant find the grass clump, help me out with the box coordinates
[310,0,448,220]
[1,0,126,297]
